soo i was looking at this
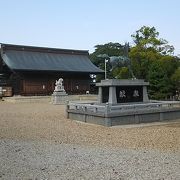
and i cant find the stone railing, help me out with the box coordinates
[67,101,180,114]
[67,102,106,113]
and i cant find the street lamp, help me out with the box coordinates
[97,54,109,80]
[104,59,108,79]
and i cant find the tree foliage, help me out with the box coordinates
[89,42,125,80]
[129,26,179,99]
[131,26,174,55]
[90,26,179,99]
[129,26,175,80]
[171,67,180,91]
[148,58,177,99]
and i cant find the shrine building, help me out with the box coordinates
[0,43,103,96]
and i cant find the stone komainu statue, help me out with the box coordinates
[55,78,65,92]
[55,78,63,86]
[109,43,136,79]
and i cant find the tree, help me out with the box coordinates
[90,42,124,66]
[131,26,174,55]
[130,26,175,80]
[148,57,178,99]
[90,42,125,80]
[171,67,180,93]
[90,26,178,100]
[113,67,129,79]
[130,25,179,99]
[130,46,161,80]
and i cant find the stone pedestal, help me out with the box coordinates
[52,91,68,104]
[96,79,149,104]
[52,78,68,104]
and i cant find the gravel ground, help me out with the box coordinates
[0,101,180,179]
[1,139,180,180]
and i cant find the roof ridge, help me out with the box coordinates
[0,43,89,56]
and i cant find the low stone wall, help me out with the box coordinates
[3,94,98,103]
[4,96,51,103]
[68,95,98,101]
[67,101,180,126]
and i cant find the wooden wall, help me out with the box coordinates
[17,72,92,96]
[21,79,53,95]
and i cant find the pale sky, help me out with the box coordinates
[0,0,179,55]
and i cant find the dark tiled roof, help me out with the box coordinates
[0,43,103,73]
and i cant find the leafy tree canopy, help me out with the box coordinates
[90,42,126,80]
[90,26,179,99]
[90,42,124,65]
[131,26,174,55]
[171,67,180,91]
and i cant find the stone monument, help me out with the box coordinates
[66,43,180,126]
[52,78,68,104]
[66,78,180,126]
[97,79,149,104]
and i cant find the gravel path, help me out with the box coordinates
[0,139,180,180]
[0,101,180,179]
